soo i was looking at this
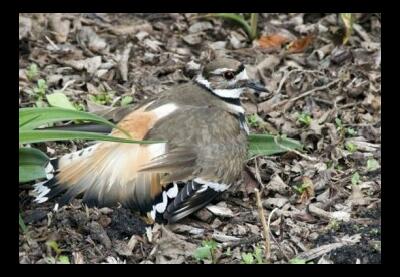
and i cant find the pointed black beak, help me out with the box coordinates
[245,81,268,92]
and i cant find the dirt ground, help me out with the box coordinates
[19,13,381,264]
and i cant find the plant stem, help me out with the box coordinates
[254,189,270,263]
[250,13,258,40]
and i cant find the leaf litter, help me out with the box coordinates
[19,13,380,264]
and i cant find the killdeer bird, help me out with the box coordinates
[32,57,267,224]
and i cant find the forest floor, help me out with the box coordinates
[19,13,381,264]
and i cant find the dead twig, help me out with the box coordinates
[267,208,290,261]
[272,79,340,111]
[254,188,270,263]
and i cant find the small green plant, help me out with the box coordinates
[120,95,134,106]
[45,240,70,264]
[198,13,258,41]
[366,159,380,172]
[240,245,264,264]
[193,239,218,263]
[293,182,311,194]
[88,91,114,105]
[26,63,39,81]
[289,258,307,264]
[297,112,312,127]
[33,79,48,99]
[246,114,260,128]
[346,127,357,136]
[327,219,340,231]
[351,172,360,186]
[345,142,357,153]
[241,253,254,264]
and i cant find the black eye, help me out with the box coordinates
[224,71,235,80]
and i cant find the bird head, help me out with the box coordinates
[195,57,267,99]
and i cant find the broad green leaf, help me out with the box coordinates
[19,129,163,144]
[248,134,302,158]
[46,91,76,110]
[19,213,27,233]
[19,147,49,166]
[19,164,47,183]
[19,107,117,131]
[19,147,49,182]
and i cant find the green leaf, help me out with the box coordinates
[19,147,49,183]
[19,164,47,183]
[254,247,263,264]
[346,128,357,136]
[19,147,49,166]
[46,240,62,255]
[345,142,357,153]
[194,246,212,261]
[57,255,70,264]
[19,213,27,233]
[367,159,380,172]
[241,253,254,264]
[205,13,254,40]
[26,63,39,81]
[19,107,117,131]
[351,172,360,186]
[46,91,76,110]
[121,96,134,106]
[289,257,307,264]
[19,129,163,145]
[248,134,302,158]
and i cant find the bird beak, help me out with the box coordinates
[245,81,268,92]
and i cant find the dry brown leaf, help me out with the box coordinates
[108,23,153,36]
[49,13,70,43]
[155,226,196,264]
[287,35,314,53]
[258,34,289,49]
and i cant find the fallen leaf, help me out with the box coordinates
[155,226,196,264]
[257,34,289,49]
[287,35,314,53]
[49,13,70,43]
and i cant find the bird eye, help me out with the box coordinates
[224,71,235,80]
